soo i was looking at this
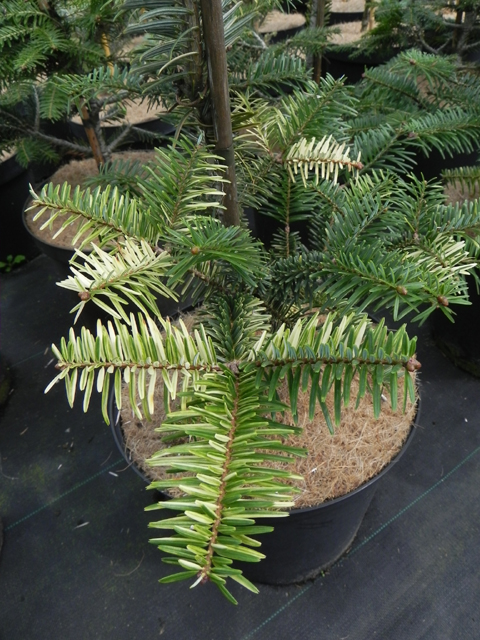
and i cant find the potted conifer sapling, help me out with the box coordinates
[30,0,480,603]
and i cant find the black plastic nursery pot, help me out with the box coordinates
[127,118,177,150]
[244,206,311,249]
[281,0,308,12]
[328,11,364,25]
[411,148,479,182]
[269,24,305,44]
[239,481,381,585]
[430,274,480,377]
[0,155,40,263]
[280,2,363,23]
[322,47,397,84]
[68,118,176,151]
[109,390,155,485]
[0,153,25,184]
[22,204,75,266]
[109,384,419,586]
[31,120,72,183]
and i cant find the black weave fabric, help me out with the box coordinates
[1,256,479,640]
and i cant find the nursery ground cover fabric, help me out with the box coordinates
[0,255,479,640]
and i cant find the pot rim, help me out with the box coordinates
[109,388,150,484]
[22,188,79,262]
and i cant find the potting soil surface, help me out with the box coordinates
[1,255,479,639]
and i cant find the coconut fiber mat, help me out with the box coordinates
[1,256,479,640]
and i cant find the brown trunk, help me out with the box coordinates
[452,10,463,50]
[452,0,463,51]
[199,0,239,227]
[184,0,204,103]
[368,5,375,31]
[313,0,326,84]
[100,33,115,73]
[361,1,369,31]
[79,103,106,168]
[361,0,375,32]
[457,10,476,56]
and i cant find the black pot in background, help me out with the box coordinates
[269,24,306,44]
[329,11,364,25]
[411,148,479,182]
[280,1,308,14]
[0,155,39,263]
[430,274,480,377]
[127,118,177,150]
[322,47,397,84]
[280,3,363,23]
[244,204,315,250]
[22,192,75,279]
[463,48,480,65]
[21,137,171,271]
[68,118,176,151]
[0,153,25,184]
[22,206,103,330]
[30,120,72,184]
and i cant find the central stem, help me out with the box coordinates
[79,102,106,168]
[199,0,239,227]
[200,373,240,581]
[312,0,326,84]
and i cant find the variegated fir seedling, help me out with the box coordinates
[29,1,480,604]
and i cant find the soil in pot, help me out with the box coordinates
[116,359,417,506]
[120,368,415,508]
[259,3,367,40]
